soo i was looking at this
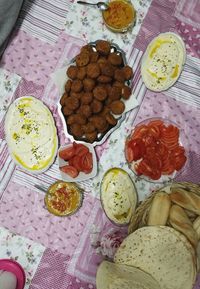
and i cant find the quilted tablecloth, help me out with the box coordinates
[0,0,200,288]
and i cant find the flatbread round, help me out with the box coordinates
[96,261,160,289]
[114,226,196,289]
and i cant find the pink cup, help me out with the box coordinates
[0,259,26,289]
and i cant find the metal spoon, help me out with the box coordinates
[77,1,109,11]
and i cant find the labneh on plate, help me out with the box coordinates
[141,32,186,91]
[5,96,58,174]
[100,168,137,226]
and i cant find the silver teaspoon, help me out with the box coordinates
[77,1,109,11]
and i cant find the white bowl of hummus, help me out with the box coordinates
[5,96,58,174]
[100,168,137,226]
[141,32,186,92]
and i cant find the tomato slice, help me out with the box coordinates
[127,138,146,161]
[73,142,89,156]
[131,125,149,139]
[82,152,93,174]
[156,142,168,157]
[171,146,186,157]
[148,125,160,139]
[125,145,134,162]
[148,119,163,127]
[59,145,75,161]
[59,165,79,178]
[173,154,187,171]
[71,155,83,172]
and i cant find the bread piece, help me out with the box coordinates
[170,187,200,215]
[193,216,200,240]
[147,192,171,226]
[169,204,198,248]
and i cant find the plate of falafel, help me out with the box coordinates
[56,39,138,145]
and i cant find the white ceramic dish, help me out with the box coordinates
[5,96,58,174]
[58,142,97,182]
[141,32,186,92]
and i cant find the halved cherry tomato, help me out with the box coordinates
[59,146,75,161]
[59,165,79,178]
[73,142,89,156]
[82,152,93,174]
[71,155,84,172]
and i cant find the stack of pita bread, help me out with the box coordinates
[96,226,197,289]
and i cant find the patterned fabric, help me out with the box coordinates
[0,0,200,288]
[0,227,45,288]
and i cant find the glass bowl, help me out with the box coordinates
[44,181,83,217]
[125,117,188,183]
[102,0,136,33]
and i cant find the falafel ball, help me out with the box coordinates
[83,78,96,92]
[71,79,83,92]
[67,114,87,125]
[77,67,86,80]
[79,104,92,118]
[108,86,122,100]
[90,115,107,131]
[69,123,83,138]
[99,62,114,77]
[83,122,96,133]
[108,53,122,66]
[97,75,112,83]
[91,99,103,114]
[85,130,98,143]
[122,65,133,80]
[105,113,118,126]
[86,63,100,79]
[81,92,93,104]
[121,85,132,100]
[65,79,72,92]
[110,100,125,115]
[90,51,99,63]
[62,106,73,116]
[96,40,111,56]
[67,65,78,79]
[60,92,68,106]
[76,52,90,67]
[114,69,126,82]
[65,96,80,110]
[93,86,107,101]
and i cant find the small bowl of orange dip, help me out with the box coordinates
[102,0,136,33]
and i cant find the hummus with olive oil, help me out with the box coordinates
[101,168,137,225]
[141,32,186,91]
[5,96,58,172]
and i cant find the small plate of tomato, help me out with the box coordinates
[125,118,187,182]
[58,141,97,182]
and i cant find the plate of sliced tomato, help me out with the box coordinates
[125,118,187,182]
[58,141,97,182]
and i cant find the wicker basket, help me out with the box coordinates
[128,182,200,234]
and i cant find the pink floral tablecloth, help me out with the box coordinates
[0,0,200,288]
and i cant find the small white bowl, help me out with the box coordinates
[58,142,97,182]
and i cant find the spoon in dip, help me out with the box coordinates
[77,1,109,11]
